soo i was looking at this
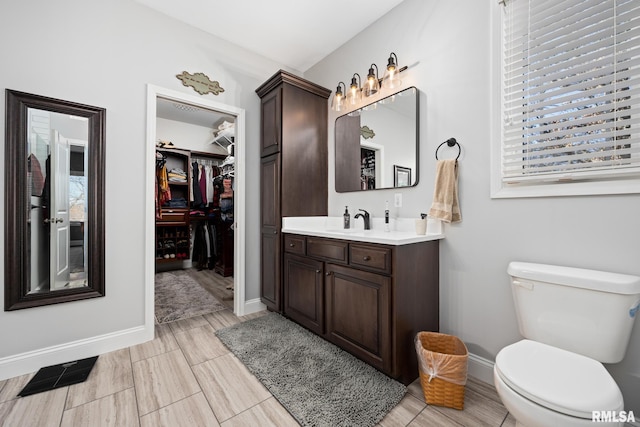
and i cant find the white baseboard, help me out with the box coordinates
[0,297,263,381]
[242,298,266,316]
[468,352,495,385]
[0,324,153,381]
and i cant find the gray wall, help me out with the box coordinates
[0,0,285,374]
[305,0,640,412]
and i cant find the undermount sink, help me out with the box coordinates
[325,228,371,234]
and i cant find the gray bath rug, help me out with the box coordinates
[155,270,226,323]
[215,312,406,427]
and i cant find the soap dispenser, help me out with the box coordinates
[343,206,351,229]
[384,201,390,232]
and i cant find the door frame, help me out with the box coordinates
[145,84,247,327]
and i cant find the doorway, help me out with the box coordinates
[145,85,246,329]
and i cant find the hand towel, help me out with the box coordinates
[428,159,461,223]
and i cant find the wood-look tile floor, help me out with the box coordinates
[186,268,234,311]
[0,303,517,426]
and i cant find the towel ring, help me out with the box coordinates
[435,138,461,160]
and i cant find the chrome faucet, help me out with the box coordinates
[354,209,371,230]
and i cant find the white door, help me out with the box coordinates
[50,130,71,290]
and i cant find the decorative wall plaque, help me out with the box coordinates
[176,71,225,95]
[360,125,375,139]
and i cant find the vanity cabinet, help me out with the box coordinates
[256,70,331,311]
[325,263,391,372]
[284,253,324,335]
[283,233,439,385]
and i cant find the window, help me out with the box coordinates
[494,0,640,197]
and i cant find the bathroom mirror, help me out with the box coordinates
[5,90,105,310]
[335,86,418,192]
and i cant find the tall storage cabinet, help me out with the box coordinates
[256,70,331,311]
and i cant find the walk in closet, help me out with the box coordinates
[154,97,237,311]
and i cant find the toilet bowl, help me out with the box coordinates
[494,262,640,427]
[494,340,623,427]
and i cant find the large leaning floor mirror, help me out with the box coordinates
[5,90,105,310]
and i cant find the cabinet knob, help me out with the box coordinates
[316,269,321,274]
[363,255,371,261]
[325,272,332,276]
[273,230,278,235]
[289,243,295,247]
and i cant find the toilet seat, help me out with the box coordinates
[495,340,623,418]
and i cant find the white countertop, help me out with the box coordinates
[282,216,444,246]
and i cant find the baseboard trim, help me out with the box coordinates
[0,324,153,381]
[468,352,495,385]
[243,298,266,316]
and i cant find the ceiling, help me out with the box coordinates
[135,0,406,72]
[156,97,235,129]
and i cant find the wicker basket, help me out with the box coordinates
[415,331,468,410]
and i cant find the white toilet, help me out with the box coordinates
[494,262,640,427]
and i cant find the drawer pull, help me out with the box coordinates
[363,255,371,261]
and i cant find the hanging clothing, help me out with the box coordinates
[206,165,215,204]
[157,164,171,207]
[192,221,217,270]
[28,154,45,196]
[192,162,203,207]
[199,165,207,204]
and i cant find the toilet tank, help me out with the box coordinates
[508,262,640,363]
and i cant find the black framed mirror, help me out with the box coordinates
[335,86,419,192]
[5,89,105,310]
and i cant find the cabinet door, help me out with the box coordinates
[260,88,281,157]
[260,154,281,311]
[284,254,324,335]
[325,263,391,372]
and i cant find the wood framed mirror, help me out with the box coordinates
[5,90,105,310]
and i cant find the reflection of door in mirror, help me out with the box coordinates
[27,108,88,294]
[361,147,376,189]
[335,114,361,192]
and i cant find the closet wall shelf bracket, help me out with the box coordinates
[209,128,234,149]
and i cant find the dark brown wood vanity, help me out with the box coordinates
[283,233,439,385]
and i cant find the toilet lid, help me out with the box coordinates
[496,340,623,418]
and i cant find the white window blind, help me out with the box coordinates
[502,0,640,184]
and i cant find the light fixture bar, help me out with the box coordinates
[331,52,407,112]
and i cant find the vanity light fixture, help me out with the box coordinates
[331,52,407,112]
[330,82,347,112]
[382,52,402,89]
[347,73,362,106]
[363,64,380,97]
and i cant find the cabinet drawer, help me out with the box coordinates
[307,238,348,264]
[284,234,306,255]
[158,209,188,224]
[349,244,392,274]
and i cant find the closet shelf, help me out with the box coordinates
[209,127,234,149]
